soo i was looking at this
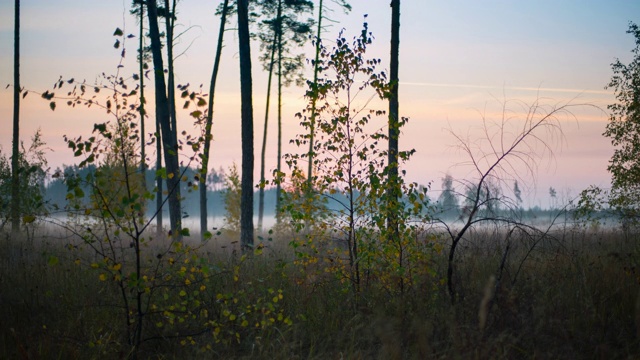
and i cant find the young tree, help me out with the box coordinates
[238,0,255,249]
[283,24,429,301]
[223,163,242,236]
[603,22,640,222]
[1,131,47,232]
[439,98,583,303]
[305,0,351,202]
[10,0,21,234]
[200,0,231,241]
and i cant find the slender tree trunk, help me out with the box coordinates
[201,0,230,241]
[306,0,322,190]
[304,0,323,229]
[258,44,276,232]
[10,0,20,235]
[238,0,255,249]
[146,0,182,239]
[156,126,163,234]
[275,0,283,222]
[165,0,178,141]
[387,0,400,239]
[138,3,147,190]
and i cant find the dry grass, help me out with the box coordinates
[1,223,639,359]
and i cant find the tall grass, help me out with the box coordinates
[1,223,639,359]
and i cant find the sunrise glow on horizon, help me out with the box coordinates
[1,1,638,208]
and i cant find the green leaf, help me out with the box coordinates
[114,39,120,49]
[93,123,107,134]
[180,228,191,237]
[74,187,85,198]
[47,256,59,266]
[113,27,123,36]
[156,167,167,179]
[49,101,56,111]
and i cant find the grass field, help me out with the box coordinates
[1,222,639,359]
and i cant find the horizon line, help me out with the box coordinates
[400,82,612,96]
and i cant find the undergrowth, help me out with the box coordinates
[1,224,639,359]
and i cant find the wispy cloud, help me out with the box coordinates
[400,82,612,96]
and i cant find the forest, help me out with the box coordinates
[2,1,640,359]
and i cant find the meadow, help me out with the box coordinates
[1,220,639,359]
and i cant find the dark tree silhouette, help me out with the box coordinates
[145,0,182,238]
[256,0,314,229]
[200,0,231,241]
[10,0,20,234]
[387,0,400,239]
[238,0,255,249]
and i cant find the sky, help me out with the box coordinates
[0,0,639,209]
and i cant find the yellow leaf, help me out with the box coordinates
[22,215,36,224]
[99,274,107,281]
[112,263,122,271]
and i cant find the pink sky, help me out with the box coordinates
[0,1,638,208]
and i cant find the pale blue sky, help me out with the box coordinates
[1,1,638,207]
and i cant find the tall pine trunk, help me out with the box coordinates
[138,3,147,190]
[165,0,178,141]
[155,127,163,234]
[387,0,400,239]
[200,0,230,241]
[275,0,283,222]
[306,0,322,211]
[10,0,20,235]
[238,0,255,249]
[258,44,276,231]
[146,0,182,239]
